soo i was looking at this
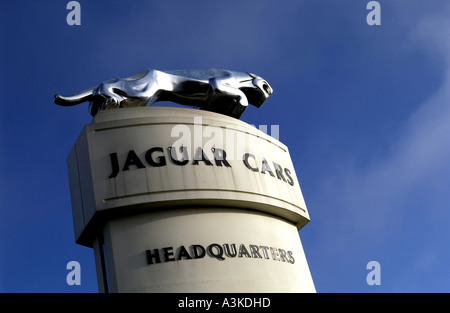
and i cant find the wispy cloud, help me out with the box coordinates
[309,3,450,261]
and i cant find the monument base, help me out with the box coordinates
[96,207,315,293]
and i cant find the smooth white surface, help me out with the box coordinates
[68,107,310,245]
[67,107,315,292]
[103,208,315,293]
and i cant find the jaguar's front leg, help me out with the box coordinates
[208,77,248,118]
[87,82,123,115]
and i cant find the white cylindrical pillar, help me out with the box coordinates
[100,208,314,292]
[66,107,315,292]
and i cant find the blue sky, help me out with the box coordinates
[1,1,449,292]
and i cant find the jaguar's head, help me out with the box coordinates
[240,73,273,108]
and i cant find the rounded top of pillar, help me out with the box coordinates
[91,106,287,150]
[69,106,310,246]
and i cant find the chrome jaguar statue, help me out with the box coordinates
[54,68,273,119]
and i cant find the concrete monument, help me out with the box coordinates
[56,68,315,293]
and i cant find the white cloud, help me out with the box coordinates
[310,3,450,255]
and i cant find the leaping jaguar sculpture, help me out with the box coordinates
[54,68,273,119]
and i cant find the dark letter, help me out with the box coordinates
[108,153,119,178]
[207,243,225,261]
[192,147,213,166]
[243,153,258,172]
[284,168,294,186]
[145,147,167,167]
[162,247,175,262]
[168,146,189,166]
[270,247,280,261]
[261,159,274,176]
[278,248,288,262]
[212,148,231,167]
[223,244,237,257]
[191,245,206,259]
[272,162,287,182]
[122,150,145,171]
[176,245,192,261]
[146,249,161,264]
[249,245,262,258]
[238,244,251,258]
[259,246,270,259]
[288,251,295,264]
